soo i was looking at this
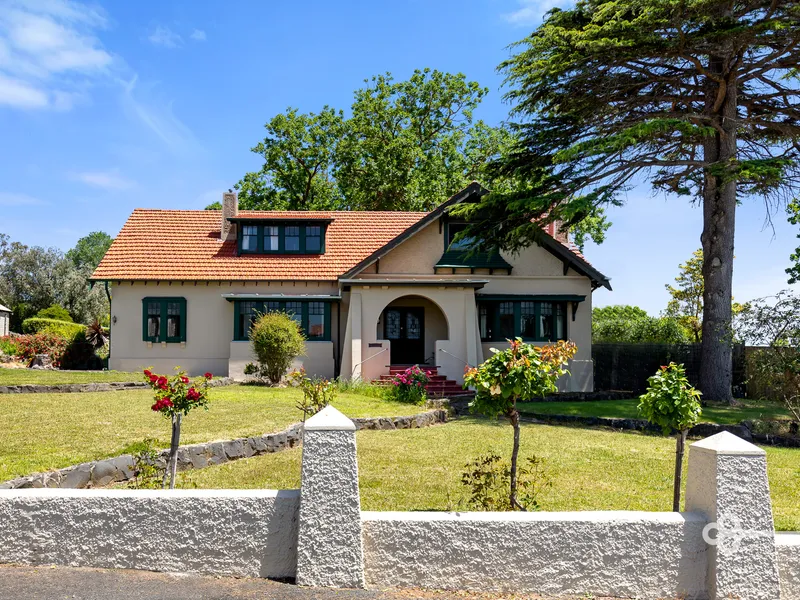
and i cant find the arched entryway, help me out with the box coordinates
[376,295,449,366]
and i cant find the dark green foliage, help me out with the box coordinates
[458,0,800,402]
[787,202,800,285]
[249,312,306,385]
[231,69,512,212]
[593,305,690,344]
[65,232,113,270]
[35,304,73,323]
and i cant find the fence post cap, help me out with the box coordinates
[304,404,356,432]
[690,431,765,456]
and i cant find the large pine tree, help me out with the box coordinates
[461,0,800,402]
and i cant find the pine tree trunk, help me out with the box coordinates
[509,408,523,510]
[167,413,182,490]
[673,429,688,512]
[699,52,737,404]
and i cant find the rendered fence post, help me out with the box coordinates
[685,431,780,600]
[295,405,364,588]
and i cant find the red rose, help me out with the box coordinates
[162,398,173,408]
[149,374,158,383]
[204,372,213,380]
[151,402,159,411]
[181,376,189,384]
[187,387,200,401]
[143,369,152,377]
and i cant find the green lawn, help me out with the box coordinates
[0,368,143,385]
[177,418,800,532]
[0,385,420,481]
[518,398,793,424]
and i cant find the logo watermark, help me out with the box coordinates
[702,516,774,556]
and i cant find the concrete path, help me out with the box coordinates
[0,564,610,599]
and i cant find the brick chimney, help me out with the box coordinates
[544,220,570,244]
[221,191,238,241]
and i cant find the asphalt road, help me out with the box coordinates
[0,565,606,600]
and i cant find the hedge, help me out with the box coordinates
[22,318,86,338]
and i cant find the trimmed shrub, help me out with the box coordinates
[249,311,306,384]
[22,318,86,338]
[35,304,73,323]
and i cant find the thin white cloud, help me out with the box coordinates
[0,0,114,110]
[147,25,182,48]
[503,0,572,26]
[189,29,206,42]
[70,169,134,190]
[119,75,198,153]
[0,192,49,206]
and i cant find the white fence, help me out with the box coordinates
[0,405,797,599]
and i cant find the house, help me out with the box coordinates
[91,183,611,391]
[0,304,9,337]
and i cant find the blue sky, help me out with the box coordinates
[0,0,797,314]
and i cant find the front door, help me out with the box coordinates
[384,307,425,365]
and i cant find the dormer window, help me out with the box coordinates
[233,219,330,255]
[242,226,258,251]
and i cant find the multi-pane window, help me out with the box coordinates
[307,302,325,339]
[142,298,187,343]
[520,301,536,339]
[264,226,279,251]
[447,222,475,250]
[234,300,331,341]
[146,301,161,340]
[477,299,568,343]
[285,301,302,326]
[238,301,259,341]
[498,302,515,339]
[284,226,300,252]
[241,226,259,251]
[479,304,491,340]
[235,223,327,254]
[305,226,322,252]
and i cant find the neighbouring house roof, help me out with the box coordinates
[0,304,10,313]
[91,209,425,281]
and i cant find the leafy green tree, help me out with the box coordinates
[459,0,800,403]
[336,69,488,211]
[66,232,113,271]
[229,69,511,212]
[235,107,345,211]
[787,201,800,285]
[665,250,705,343]
[464,340,576,510]
[593,305,690,344]
[638,363,702,511]
[0,233,108,329]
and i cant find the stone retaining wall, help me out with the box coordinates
[0,409,447,490]
[0,377,235,394]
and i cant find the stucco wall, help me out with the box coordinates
[108,281,338,377]
[778,533,800,599]
[361,510,707,598]
[0,488,299,578]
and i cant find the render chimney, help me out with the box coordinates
[221,191,238,241]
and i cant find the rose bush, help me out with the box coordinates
[143,368,212,488]
[386,365,431,404]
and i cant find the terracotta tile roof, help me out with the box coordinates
[91,209,427,281]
